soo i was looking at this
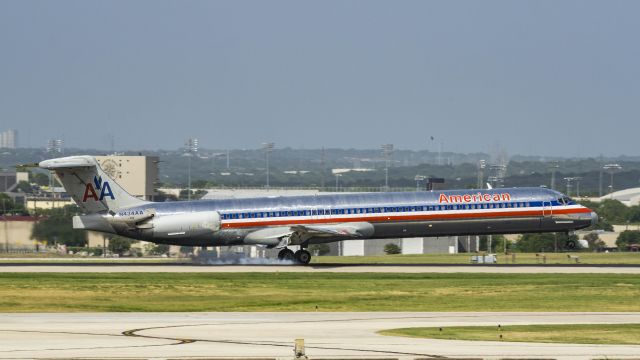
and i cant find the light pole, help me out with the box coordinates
[381,144,393,191]
[488,164,507,189]
[564,177,573,196]
[549,162,559,190]
[563,177,583,197]
[415,175,426,191]
[574,177,582,197]
[46,139,63,204]
[335,173,342,191]
[477,159,486,189]
[262,142,275,189]
[2,198,8,253]
[320,147,326,190]
[603,163,622,197]
[185,138,198,200]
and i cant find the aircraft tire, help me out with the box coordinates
[278,248,295,261]
[566,240,576,250]
[294,250,312,265]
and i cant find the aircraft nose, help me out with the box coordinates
[591,212,599,227]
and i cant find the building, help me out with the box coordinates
[94,155,159,200]
[588,187,640,207]
[0,215,116,253]
[0,216,40,251]
[25,198,74,212]
[328,236,479,256]
[0,129,17,149]
[0,171,18,192]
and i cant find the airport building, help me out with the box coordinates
[335,236,478,256]
[588,187,640,207]
[0,216,106,252]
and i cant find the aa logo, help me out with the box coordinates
[83,176,115,202]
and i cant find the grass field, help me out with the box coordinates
[379,324,640,345]
[1,272,639,312]
[311,252,640,265]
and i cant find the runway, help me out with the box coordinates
[2,263,640,273]
[1,312,640,359]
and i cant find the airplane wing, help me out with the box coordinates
[243,222,375,247]
[290,223,372,238]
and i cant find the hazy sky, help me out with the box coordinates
[1,1,638,156]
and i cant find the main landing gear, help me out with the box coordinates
[277,248,311,265]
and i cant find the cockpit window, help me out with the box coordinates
[558,196,575,205]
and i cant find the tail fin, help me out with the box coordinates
[40,155,148,214]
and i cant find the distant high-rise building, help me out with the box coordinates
[0,129,18,149]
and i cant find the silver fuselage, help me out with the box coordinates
[86,187,596,247]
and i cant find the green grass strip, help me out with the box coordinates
[1,272,639,312]
[379,324,640,345]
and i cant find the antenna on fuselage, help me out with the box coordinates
[486,183,493,190]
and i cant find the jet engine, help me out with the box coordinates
[150,211,220,240]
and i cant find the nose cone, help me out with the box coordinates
[591,212,599,227]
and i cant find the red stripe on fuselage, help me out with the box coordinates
[220,207,591,229]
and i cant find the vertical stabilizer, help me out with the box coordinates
[39,155,148,213]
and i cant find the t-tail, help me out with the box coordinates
[39,155,148,214]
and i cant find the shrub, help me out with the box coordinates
[384,243,401,255]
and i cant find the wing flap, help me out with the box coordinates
[242,222,375,247]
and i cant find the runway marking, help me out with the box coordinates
[0,329,182,353]
[116,313,640,358]
[4,313,640,358]
[121,319,449,359]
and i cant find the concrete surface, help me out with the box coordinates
[2,263,640,273]
[1,312,640,359]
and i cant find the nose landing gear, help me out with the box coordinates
[277,248,311,265]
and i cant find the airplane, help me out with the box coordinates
[40,155,598,264]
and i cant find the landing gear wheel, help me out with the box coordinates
[565,240,576,250]
[277,248,295,261]
[294,250,312,265]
